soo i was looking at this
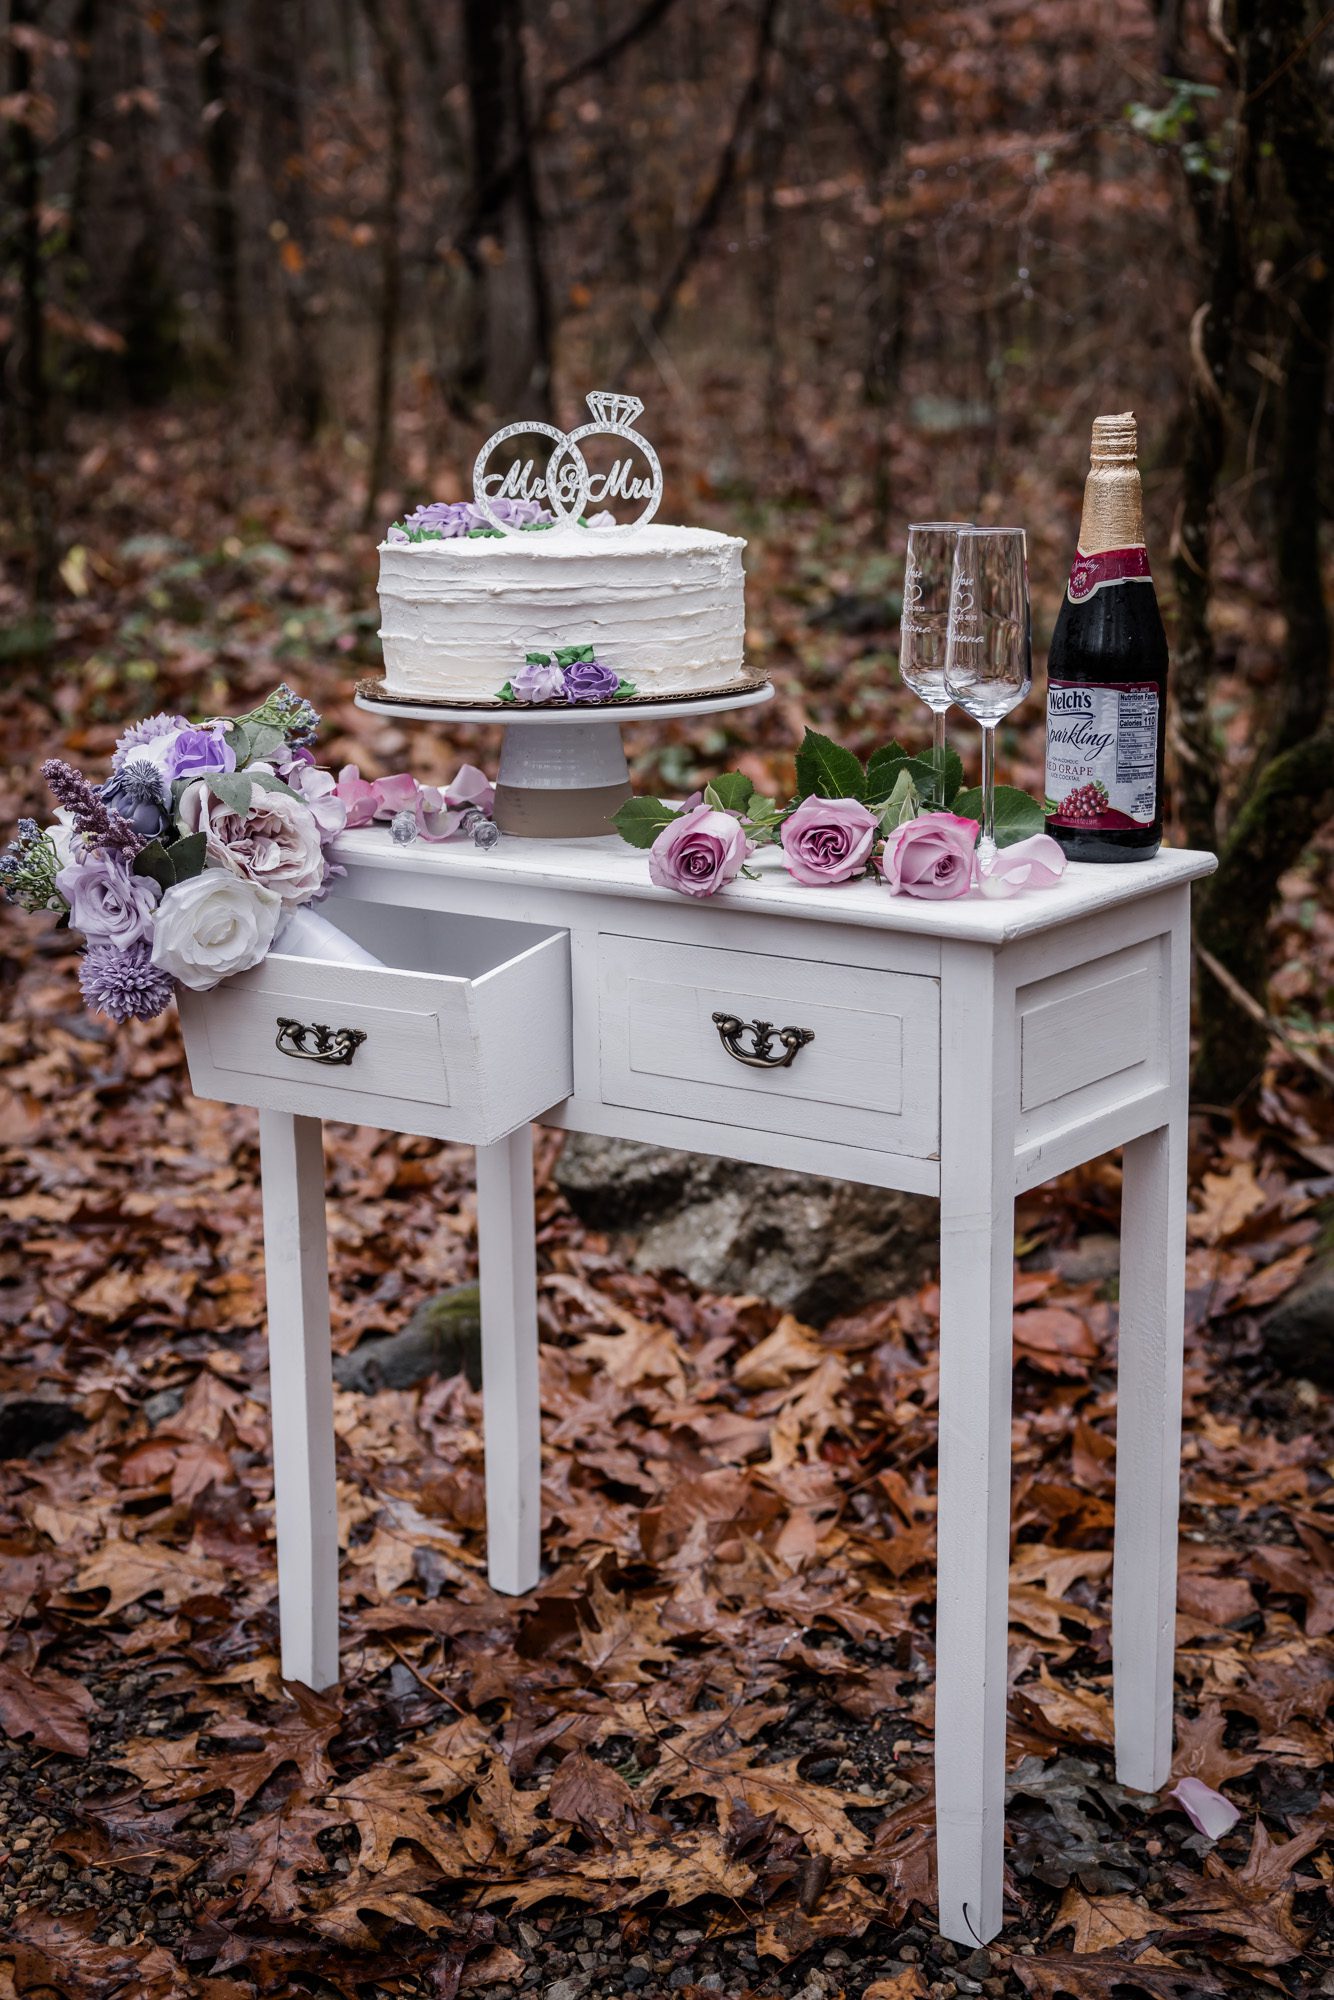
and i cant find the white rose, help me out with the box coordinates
[48,808,81,871]
[150,871,283,991]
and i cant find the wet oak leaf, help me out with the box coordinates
[0,1656,94,1757]
[1007,1947,1226,1999]
[1171,1706,1262,1788]
[68,1535,227,1615]
[547,1747,644,1837]
[1053,1887,1162,1953]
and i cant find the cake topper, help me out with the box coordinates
[472,390,663,536]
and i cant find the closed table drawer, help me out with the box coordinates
[178,905,572,1146]
[597,932,940,1159]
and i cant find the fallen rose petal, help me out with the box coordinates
[977,831,1068,898]
[1170,1775,1241,1840]
[371,772,419,816]
[443,763,496,817]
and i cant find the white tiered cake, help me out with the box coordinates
[374,393,749,707]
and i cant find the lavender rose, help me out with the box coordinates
[780,795,879,886]
[160,725,237,784]
[562,659,621,704]
[511,656,566,704]
[648,803,747,899]
[57,846,160,948]
[177,779,328,907]
[879,811,978,899]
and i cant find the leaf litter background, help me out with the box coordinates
[0,412,1333,2000]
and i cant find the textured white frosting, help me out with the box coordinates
[377,524,747,700]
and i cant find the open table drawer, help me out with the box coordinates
[178,904,572,1145]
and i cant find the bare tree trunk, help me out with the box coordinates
[68,0,101,272]
[362,0,406,525]
[251,0,327,438]
[862,0,908,532]
[10,0,55,612]
[197,0,244,365]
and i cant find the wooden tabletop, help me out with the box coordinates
[335,826,1217,944]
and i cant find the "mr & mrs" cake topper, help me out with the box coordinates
[472,391,663,536]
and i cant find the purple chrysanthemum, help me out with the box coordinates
[78,941,175,1023]
[115,712,188,763]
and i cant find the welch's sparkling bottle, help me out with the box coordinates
[1045,412,1167,861]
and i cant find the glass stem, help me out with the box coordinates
[932,707,947,807]
[979,723,997,865]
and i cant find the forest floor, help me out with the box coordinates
[0,407,1332,2000]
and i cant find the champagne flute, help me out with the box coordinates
[943,527,1032,868]
[899,522,973,806]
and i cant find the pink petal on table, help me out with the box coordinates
[371,772,419,816]
[443,763,496,817]
[1170,1776,1241,1840]
[977,831,1068,899]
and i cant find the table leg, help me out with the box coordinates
[476,1123,542,1594]
[935,950,1016,1946]
[1113,1119,1187,1790]
[258,1109,340,1690]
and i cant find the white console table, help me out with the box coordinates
[177,831,1215,1945]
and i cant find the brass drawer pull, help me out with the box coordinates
[275,1017,367,1066]
[711,1012,815,1070]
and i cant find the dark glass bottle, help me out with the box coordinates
[1045,413,1168,861]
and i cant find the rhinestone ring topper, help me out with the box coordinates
[472,391,663,537]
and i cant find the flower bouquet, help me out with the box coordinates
[614,728,1066,902]
[2,685,495,1023]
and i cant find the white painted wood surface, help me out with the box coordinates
[477,1125,543,1595]
[258,1110,340,1691]
[187,830,1215,1943]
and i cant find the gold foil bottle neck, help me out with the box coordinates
[1090,412,1138,465]
[1079,411,1144,553]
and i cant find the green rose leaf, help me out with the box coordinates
[878,768,921,831]
[865,741,910,785]
[704,772,755,813]
[951,784,1048,847]
[611,796,681,849]
[794,728,866,802]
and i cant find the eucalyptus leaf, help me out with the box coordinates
[794,728,865,801]
[131,840,176,893]
[705,772,755,813]
[952,784,1048,847]
[611,796,681,849]
[167,832,208,881]
[249,770,299,800]
[207,771,256,814]
[245,723,288,764]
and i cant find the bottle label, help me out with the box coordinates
[1045,680,1159,829]
[1067,544,1151,602]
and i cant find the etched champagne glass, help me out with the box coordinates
[899,522,973,806]
[943,527,1032,869]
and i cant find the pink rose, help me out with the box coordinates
[780,795,879,886]
[879,811,978,899]
[977,832,1067,899]
[178,779,328,908]
[648,803,747,898]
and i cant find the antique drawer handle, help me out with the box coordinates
[275,1017,367,1066]
[711,1012,815,1070]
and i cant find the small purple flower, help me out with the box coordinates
[57,846,160,949]
[486,498,549,530]
[562,659,621,704]
[79,942,175,1023]
[397,500,474,540]
[99,761,169,840]
[114,712,188,766]
[511,656,567,704]
[160,725,236,783]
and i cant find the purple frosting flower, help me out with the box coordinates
[57,846,161,948]
[387,497,552,543]
[79,941,175,1023]
[562,659,621,704]
[780,795,880,886]
[99,762,169,840]
[511,656,567,704]
[647,803,747,899]
[114,712,188,766]
[161,725,237,783]
[487,498,549,530]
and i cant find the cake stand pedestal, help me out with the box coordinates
[353,683,775,838]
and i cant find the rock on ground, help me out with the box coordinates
[555,1135,936,1325]
[1261,1252,1334,1386]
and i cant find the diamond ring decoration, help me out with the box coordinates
[472,390,663,537]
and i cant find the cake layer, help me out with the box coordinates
[377,524,746,701]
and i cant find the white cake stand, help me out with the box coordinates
[353,682,775,838]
